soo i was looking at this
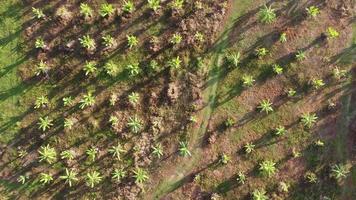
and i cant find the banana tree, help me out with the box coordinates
[86,147,98,162]
[193,174,201,183]
[102,35,116,48]
[64,118,74,129]
[310,78,325,90]
[295,50,306,61]
[170,33,182,45]
[259,160,277,177]
[60,168,78,187]
[148,60,160,73]
[225,117,234,127]
[99,3,115,18]
[126,63,140,76]
[255,47,268,58]
[83,61,97,76]
[108,144,126,160]
[109,115,119,127]
[236,171,246,184]
[123,1,135,14]
[32,7,45,19]
[39,172,53,185]
[219,153,230,165]
[292,148,301,158]
[148,0,161,13]
[35,37,45,49]
[179,141,191,157]
[63,96,74,107]
[168,56,182,69]
[287,88,296,97]
[79,3,93,18]
[258,5,276,24]
[112,168,127,183]
[272,64,283,75]
[258,99,273,114]
[195,57,204,70]
[38,144,57,164]
[34,95,49,109]
[300,113,318,128]
[127,116,143,133]
[109,93,118,106]
[330,164,349,181]
[152,143,164,158]
[17,175,27,184]
[194,1,203,10]
[274,126,286,136]
[133,168,149,184]
[314,139,324,147]
[194,31,204,43]
[170,0,184,11]
[60,150,74,160]
[278,181,290,193]
[38,116,53,131]
[128,92,140,106]
[79,35,96,51]
[211,193,221,200]
[306,6,320,18]
[252,189,268,200]
[305,171,317,183]
[189,115,198,123]
[326,27,339,39]
[86,171,102,188]
[32,7,46,19]
[126,35,138,49]
[79,92,95,109]
[244,142,255,154]
[279,32,287,43]
[102,61,117,76]
[35,60,49,76]
[225,52,241,67]
[332,67,347,80]
[242,75,255,87]
[18,150,27,158]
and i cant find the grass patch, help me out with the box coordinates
[0,0,27,144]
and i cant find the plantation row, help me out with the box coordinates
[10,0,352,199]
[16,0,220,197]
[208,3,352,199]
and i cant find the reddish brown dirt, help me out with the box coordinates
[1,0,233,199]
[160,0,355,199]
[1,0,354,199]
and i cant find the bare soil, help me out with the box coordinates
[0,0,355,199]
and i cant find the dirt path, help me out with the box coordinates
[151,55,223,199]
[151,1,245,198]
[336,72,356,199]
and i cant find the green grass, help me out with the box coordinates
[151,1,257,198]
[0,0,28,144]
[352,22,356,44]
[0,0,354,199]
[205,1,355,198]
[0,2,41,197]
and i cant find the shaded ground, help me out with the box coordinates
[151,0,248,198]
[0,0,28,144]
[1,0,229,199]
[158,0,356,199]
[0,0,355,199]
